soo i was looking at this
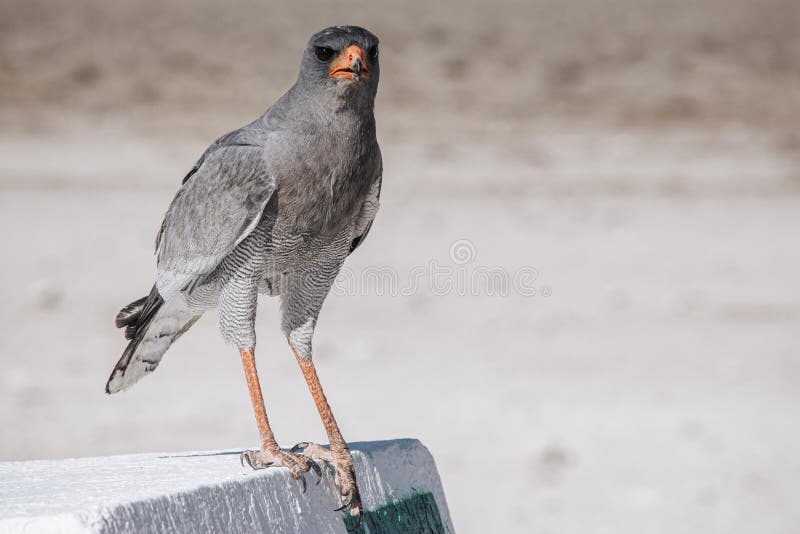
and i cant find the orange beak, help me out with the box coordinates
[329,45,370,80]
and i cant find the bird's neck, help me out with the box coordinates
[280,83,376,135]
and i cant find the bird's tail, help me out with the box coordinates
[106,286,199,394]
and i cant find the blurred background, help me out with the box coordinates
[1,0,799,532]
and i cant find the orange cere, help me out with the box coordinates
[329,44,370,79]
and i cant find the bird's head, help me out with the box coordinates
[297,26,380,103]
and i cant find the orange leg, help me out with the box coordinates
[239,349,320,486]
[290,344,362,516]
[240,349,279,451]
[293,352,348,454]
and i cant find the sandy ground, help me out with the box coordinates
[1,1,800,533]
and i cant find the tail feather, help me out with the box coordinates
[115,294,148,329]
[106,287,198,394]
[115,286,162,340]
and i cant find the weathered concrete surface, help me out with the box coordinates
[0,439,453,533]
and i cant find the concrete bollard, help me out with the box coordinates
[0,439,454,533]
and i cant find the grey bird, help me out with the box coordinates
[106,25,382,518]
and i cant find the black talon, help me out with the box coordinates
[334,493,353,512]
[240,451,275,470]
[241,452,253,469]
[308,460,323,485]
[298,474,307,493]
[290,442,309,453]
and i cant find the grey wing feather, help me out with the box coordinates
[155,142,275,296]
[350,174,382,254]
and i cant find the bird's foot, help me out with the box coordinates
[240,447,322,493]
[291,442,362,517]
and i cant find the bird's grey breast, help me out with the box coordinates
[269,115,380,236]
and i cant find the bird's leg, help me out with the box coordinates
[240,348,279,450]
[289,344,362,516]
[239,348,321,490]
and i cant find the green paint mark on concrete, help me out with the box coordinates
[343,492,446,533]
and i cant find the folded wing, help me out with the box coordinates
[155,142,276,297]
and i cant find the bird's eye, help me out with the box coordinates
[314,46,335,61]
[368,45,379,61]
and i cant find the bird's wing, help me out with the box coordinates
[155,141,275,296]
[349,173,382,254]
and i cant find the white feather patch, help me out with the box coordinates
[288,317,315,359]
